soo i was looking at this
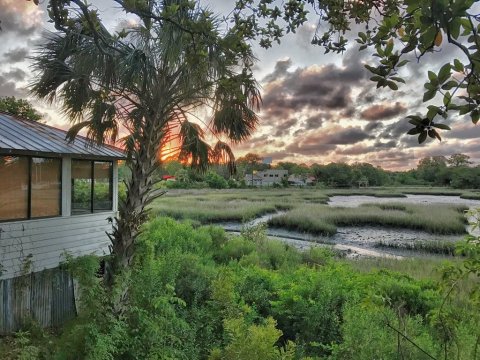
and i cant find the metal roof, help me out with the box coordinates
[0,112,125,159]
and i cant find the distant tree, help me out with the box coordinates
[447,153,472,167]
[0,96,42,121]
[351,162,390,186]
[417,156,447,183]
[316,163,353,188]
[237,153,268,182]
[275,162,309,177]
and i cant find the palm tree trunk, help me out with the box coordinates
[105,121,163,285]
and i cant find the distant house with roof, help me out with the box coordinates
[0,113,124,333]
[244,169,288,186]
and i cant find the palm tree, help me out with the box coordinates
[31,0,260,281]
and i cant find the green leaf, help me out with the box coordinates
[441,80,458,90]
[432,123,451,130]
[407,127,422,135]
[453,59,464,72]
[423,90,436,102]
[471,110,480,124]
[438,63,451,84]
[370,76,384,82]
[427,106,439,120]
[390,76,406,84]
[387,81,398,90]
[459,105,472,115]
[397,59,409,67]
[418,131,427,144]
[428,71,437,82]
[407,115,422,125]
[443,91,451,106]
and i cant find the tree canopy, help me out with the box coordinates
[0,96,42,121]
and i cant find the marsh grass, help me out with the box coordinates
[268,203,468,235]
[150,188,330,223]
[374,239,457,256]
[150,188,473,237]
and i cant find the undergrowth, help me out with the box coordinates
[1,218,479,360]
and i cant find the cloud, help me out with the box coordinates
[285,126,372,156]
[447,123,480,140]
[364,122,383,132]
[3,68,26,81]
[3,47,29,63]
[0,74,26,97]
[262,58,293,83]
[304,115,324,130]
[0,0,43,36]
[274,117,298,137]
[261,51,368,120]
[360,102,406,121]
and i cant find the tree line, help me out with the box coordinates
[149,152,480,189]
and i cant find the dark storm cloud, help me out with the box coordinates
[321,127,373,145]
[373,140,398,149]
[360,102,406,121]
[262,150,294,161]
[364,122,383,132]
[3,68,26,81]
[261,49,369,120]
[380,117,412,139]
[0,75,25,97]
[304,115,324,130]
[286,141,337,156]
[285,126,371,156]
[3,47,29,63]
[447,123,480,140]
[274,118,298,137]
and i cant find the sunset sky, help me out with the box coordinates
[1,0,479,170]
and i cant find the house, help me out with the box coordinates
[245,169,288,186]
[0,113,124,332]
[244,173,263,186]
[288,175,316,186]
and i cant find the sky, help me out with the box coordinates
[1,0,479,170]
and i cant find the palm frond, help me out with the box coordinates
[211,141,236,175]
[178,121,210,173]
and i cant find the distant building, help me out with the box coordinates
[288,175,316,187]
[245,169,288,186]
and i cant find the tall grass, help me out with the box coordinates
[268,203,468,235]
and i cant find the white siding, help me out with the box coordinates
[0,212,115,280]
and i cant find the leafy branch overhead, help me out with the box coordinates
[231,0,480,144]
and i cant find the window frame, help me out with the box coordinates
[0,155,63,222]
[71,159,114,215]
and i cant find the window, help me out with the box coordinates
[0,156,61,221]
[31,157,61,217]
[72,160,112,215]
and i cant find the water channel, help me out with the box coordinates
[219,195,480,259]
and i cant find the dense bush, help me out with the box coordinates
[3,218,479,360]
[205,171,229,189]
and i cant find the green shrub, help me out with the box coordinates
[214,237,256,263]
[205,171,228,189]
